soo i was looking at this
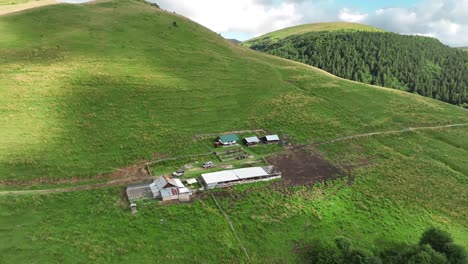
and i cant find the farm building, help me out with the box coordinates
[244,136,260,146]
[218,134,240,146]
[126,181,153,202]
[127,176,192,202]
[264,134,280,144]
[149,175,192,201]
[200,166,281,189]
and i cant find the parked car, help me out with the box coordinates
[202,161,214,168]
[172,169,185,177]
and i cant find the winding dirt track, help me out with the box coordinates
[0,123,466,196]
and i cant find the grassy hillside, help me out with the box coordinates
[246,26,468,106]
[1,127,467,263]
[244,22,384,46]
[0,1,467,262]
[1,1,466,181]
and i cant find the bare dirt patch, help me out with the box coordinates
[267,147,343,186]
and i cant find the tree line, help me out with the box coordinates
[250,31,468,106]
[303,228,467,264]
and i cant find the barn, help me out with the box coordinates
[127,176,192,202]
[218,134,240,146]
[200,166,281,189]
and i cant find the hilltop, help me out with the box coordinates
[244,22,384,46]
[0,1,467,262]
[245,23,468,106]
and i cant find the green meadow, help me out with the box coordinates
[1,128,467,263]
[243,22,384,46]
[0,0,466,181]
[0,0,467,262]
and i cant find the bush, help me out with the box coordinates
[419,227,453,252]
[443,243,468,264]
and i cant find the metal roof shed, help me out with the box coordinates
[233,167,269,179]
[244,136,260,145]
[265,135,280,142]
[219,134,240,144]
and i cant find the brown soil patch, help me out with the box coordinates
[267,148,343,186]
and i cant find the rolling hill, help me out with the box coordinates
[0,1,467,262]
[243,22,384,47]
[245,22,468,106]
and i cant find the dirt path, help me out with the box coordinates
[313,123,468,146]
[0,176,150,195]
[1,123,466,196]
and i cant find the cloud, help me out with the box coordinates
[338,8,367,23]
[357,0,468,46]
[58,0,468,46]
[152,0,305,37]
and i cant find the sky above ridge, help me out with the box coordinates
[146,0,468,46]
[59,0,468,46]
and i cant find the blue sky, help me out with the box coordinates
[151,0,468,46]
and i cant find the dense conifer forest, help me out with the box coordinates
[249,31,468,106]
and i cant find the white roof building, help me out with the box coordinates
[265,135,280,141]
[244,136,260,144]
[200,167,280,189]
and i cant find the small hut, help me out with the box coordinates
[244,136,260,146]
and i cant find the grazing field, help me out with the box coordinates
[1,128,467,263]
[0,1,467,262]
[0,0,466,182]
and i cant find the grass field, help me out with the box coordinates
[243,22,384,46]
[0,1,467,262]
[1,128,467,263]
[0,0,466,182]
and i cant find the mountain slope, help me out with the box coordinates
[244,22,384,47]
[0,1,467,262]
[245,23,468,106]
[1,2,466,181]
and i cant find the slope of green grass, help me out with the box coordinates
[244,22,384,46]
[0,0,466,181]
[1,128,467,263]
[0,1,467,262]
[0,0,31,5]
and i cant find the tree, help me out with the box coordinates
[442,243,468,264]
[419,227,453,253]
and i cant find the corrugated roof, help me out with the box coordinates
[160,187,179,197]
[186,178,197,184]
[245,136,260,143]
[234,167,269,179]
[265,135,280,141]
[201,167,269,185]
[202,170,238,184]
[219,134,239,143]
[149,176,186,193]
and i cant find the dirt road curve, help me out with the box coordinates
[1,123,466,196]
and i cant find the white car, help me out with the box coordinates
[202,161,214,168]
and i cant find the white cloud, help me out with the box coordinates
[338,8,367,23]
[59,0,468,46]
[152,0,304,37]
[153,0,468,46]
[362,0,468,46]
